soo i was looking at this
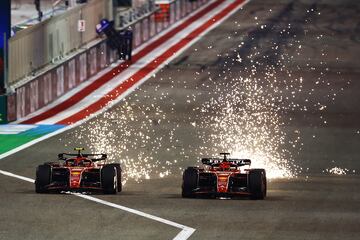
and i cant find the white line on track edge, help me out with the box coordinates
[0,0,251,239]
[0,169,35,183]
[0,169,196,239]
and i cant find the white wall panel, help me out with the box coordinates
[9,0,110,85]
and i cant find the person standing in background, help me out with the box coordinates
[34,0,43,21]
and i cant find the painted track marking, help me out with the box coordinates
[0,169,195,239]
[0,169,35,183]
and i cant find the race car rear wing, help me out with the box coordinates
[201,158,251,166]
[58,153,107,162]
[57,147,107,161]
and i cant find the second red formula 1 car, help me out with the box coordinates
[182,153,266,199]
[35,148,122,194]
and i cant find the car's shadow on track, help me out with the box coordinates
[19,188,289,201]
[161,193,288,201]
[19,188,147,197]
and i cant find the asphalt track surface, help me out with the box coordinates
[1,0,360,239]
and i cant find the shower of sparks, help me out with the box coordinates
[190,9,345,179]
[62,100,181,186]
[324,167,349,175]
[194,74,300,179]
[60,5,347,184]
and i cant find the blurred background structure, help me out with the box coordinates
[0,0,201,123]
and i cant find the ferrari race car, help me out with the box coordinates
[35,148,122,194]
[182,153,267,199]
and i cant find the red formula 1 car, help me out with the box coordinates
[35,148,122,194]
[182,153,266,199]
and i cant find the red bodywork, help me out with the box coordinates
[47,156,104,191]
[196,161,251,196]
[182,154,266,199]
[68,157,98,189]
[36,149,121,194]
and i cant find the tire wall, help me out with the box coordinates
[10,0,210,121]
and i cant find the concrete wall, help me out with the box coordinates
[8,0,111,86]
[8,0,209,121]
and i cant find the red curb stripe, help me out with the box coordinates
[21,0,225,125]
[57,0,245,125]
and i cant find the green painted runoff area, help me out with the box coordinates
[0,124,65,155]
[0,134,42,154]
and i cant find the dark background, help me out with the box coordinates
[0,0,11,93]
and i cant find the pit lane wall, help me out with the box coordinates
[8,0,112,87]
[6,0,208,122]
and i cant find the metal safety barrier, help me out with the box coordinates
[8,0,111,86]
[7,0,209,121]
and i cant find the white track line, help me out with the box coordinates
[0,0,251,239]
[0,169,35,183]
[0,169,195,239]
[73,193,196,240]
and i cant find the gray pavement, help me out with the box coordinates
[1,0,360,239]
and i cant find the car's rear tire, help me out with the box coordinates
[101,165,117,194]
[108,163,122,192]
[35,165,51,193]
[248,169,267,200]
[182,167,198,198]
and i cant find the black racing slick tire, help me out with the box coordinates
[108,163,122,192]
[101,165,117,194]
[249,169,267,200]
[182,167,198,198]
[35,164,51,193]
